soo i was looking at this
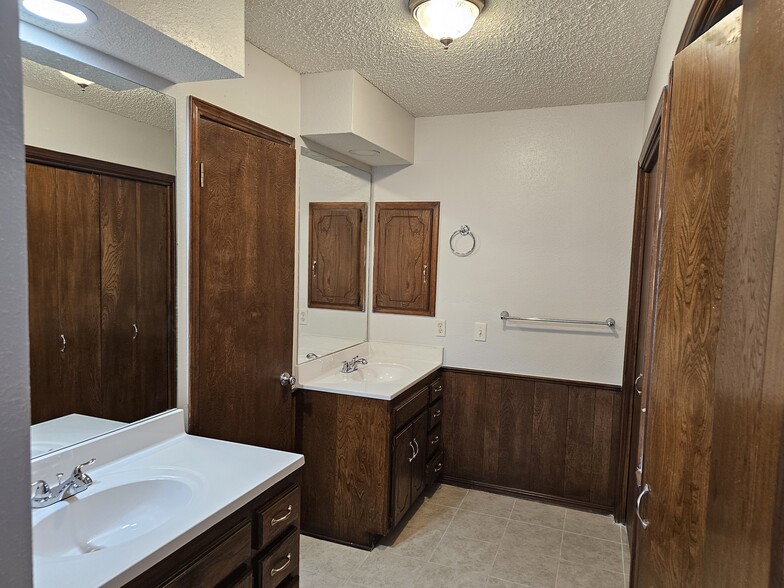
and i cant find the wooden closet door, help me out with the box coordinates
[27,163,101,424]
[308,202,367,311]
[101,176,139,422]
[633,8,741,586]
[190,100,296,452]
[373,202,439,316]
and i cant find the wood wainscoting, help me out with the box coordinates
[441,368,622,514]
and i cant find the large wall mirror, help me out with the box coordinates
[297,149,371,363]
[22,54,177,458]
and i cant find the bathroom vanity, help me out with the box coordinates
[296,343,444,548]
[30,410,304,587]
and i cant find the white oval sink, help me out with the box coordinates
[34,478,193,559]
[317,361,408,385]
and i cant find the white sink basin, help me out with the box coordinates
[34,477,194,559]
[318,362,408,385]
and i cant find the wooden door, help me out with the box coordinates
[373,202,439,316]
[410,411,428,503]
[190,98,297,452]
[392,424,413,527]
[308,202,367,310]
[26,163,101,424]
[101,176,172,422]
[633,8,741,586]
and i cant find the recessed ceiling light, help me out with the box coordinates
[21,0,95,24]
[349,149,381,157]
[409,0,484,49]
[60,70,95,89]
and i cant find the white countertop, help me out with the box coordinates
[31,410,304,587]
[31,414,126,458]
[297,341,443,400]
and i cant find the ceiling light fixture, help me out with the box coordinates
[409,0,484,49]
[60,70,95,90]
[21,0,94,24]
[349,149,381,157]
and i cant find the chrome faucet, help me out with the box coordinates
[31,458,96,509]
[341,356,368,373]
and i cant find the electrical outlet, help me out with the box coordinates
[435,319,446,337]
[474,322,487,342]
[299,310,308,325]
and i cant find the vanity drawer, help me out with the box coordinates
[393,386,429,432]
[258,528,300,588]
[163,521,251,588]
[426,450,445,486]
[429,398,443,430]
[429,378,444,403]
[257,486,300,550]
[427,423,442,458]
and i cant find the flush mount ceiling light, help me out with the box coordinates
[60,70,95,89]
[409,0,484,49]
[349,149,381,157]
[21,0,95,24]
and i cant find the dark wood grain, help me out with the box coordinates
[700,1,784,584]
[442,368,622,511]
[634,9,741,586]
[411,411,428,503]
[189,99,296,451]
[308,202,367,311]
[258,529,300,588]
[373,202,439,316]
[392,422,414,528]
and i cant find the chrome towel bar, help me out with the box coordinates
[500,311,615,328]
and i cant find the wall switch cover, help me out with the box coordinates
[474,322,487,342]
[299,310,308,325]
[436,319,446,337]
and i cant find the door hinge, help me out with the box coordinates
[200,162,204,188]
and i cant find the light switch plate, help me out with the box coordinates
[435,319,446,337]
[299,310,308,325]
[474,322,487,342]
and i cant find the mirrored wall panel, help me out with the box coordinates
[22,56,176,458]
[298,149,371,363]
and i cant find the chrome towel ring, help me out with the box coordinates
[450,225,476,257]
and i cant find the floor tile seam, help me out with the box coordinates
[457,505,514,519]
[507,516,567,533]
[487,517,511,579]
[427,501,458,564]
[561,529,623,544]
[557,555,626,576]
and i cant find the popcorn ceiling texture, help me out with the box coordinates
[22,58,175,131]
[245,0,671,117]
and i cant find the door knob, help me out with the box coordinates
[280,372,296,387]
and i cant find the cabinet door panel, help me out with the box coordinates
[392,423,413,527]
[308,202,366,310]
[373,202,439,316]
[411,411,428,503]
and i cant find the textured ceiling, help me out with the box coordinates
[246,0,671,117]
[22,58,175,131]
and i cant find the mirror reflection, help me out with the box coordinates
[23,57,176,458]
[297,149,371,363]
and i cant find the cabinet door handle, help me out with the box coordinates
[434,463,443,473]
[312,260,317,277]
[270,553,292,577]
[431,436,440,445]
[634,373,642,395]
[408,441,416,462]
[59,334,66,353]
[433,409,442,419]
[636,483,651,529]
[413,438,420,459]
[270,505,293,526]
[423,264,428,284]
[434,385,443,393]
[132,323,138,340]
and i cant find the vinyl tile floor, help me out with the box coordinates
[300,484,631,588]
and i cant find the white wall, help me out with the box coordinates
[371,102,644,385]
[23,86,175,174]
[165,43,301,409]
[0,2,33,585]
[644,0,697,128]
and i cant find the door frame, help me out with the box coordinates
[25,146,177,411]
[188,97,296,431]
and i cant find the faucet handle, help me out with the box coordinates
[31,480,50,499]
[73,458,96,483]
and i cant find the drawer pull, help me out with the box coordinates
[270,505,293,526]
[431,436,440,445]
[434,385,442,393]
[270,553,292,577]
[433,409,442,418]
[434,463,443,473]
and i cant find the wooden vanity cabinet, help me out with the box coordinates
[124,471,301,588]
[297,371,445,548]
